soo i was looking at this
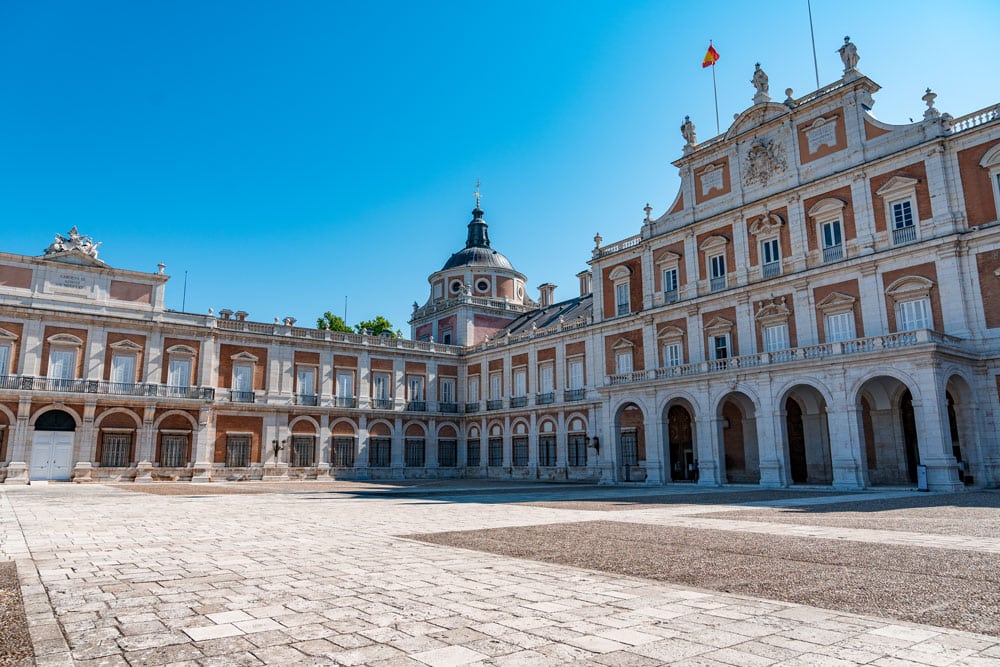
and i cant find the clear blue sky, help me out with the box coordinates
[2,1,997,334]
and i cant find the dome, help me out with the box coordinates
[440,206,517,272]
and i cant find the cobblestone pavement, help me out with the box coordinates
[2,483,999,666]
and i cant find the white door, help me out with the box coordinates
[29,431,74,481]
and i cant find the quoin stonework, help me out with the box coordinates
[2,41,999,492]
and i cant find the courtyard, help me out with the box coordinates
[1,481,999,666]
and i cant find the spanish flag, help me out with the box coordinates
[702,43,720,68]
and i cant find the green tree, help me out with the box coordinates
[316,311,352,332]
[355,315,396,337]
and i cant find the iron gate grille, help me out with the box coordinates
[488,438,503,466]
[438,440,457,467]
[101,433,131,467]
[466,439,480,467]
[405,439,425,467]
[538,435,557,467]
[291,436,315,467]
[369,438,391,467]
[160,435,187,467]
[226,435,251,468]
[621,429,639,467]
[332,437,355,467]
[568,434,587,466]
[512,437,529,466]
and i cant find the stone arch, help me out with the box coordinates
[662,397,698,482]
[368,420,393,437]
[856,375,919,486]
[289,416,319,434]
[154,410,197,467]
[368,420,392,468]
[331,419,357,436]
[404,423,426,468]
[437,424,458,438]
[945,372,979,486]
[30,405,82,429]
[850,368,923,407]
[614,402,645,481]
[94,407,142,468]
[778,384,833,485]
[716,391,760,484]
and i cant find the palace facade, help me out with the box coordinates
[2,42,1000,491]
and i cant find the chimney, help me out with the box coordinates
[538,283,557,307]
[576,270,593,296]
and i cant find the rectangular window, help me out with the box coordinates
[712,334,730,360]
[512,436,529,466]
[615,350,633,374]
[513,368,527,397]
[372,372,391,400]
[568,359,584,389]
[232,364,253,392]
[167,358,192,389]
[225,434,250,467]
[49,349,76,380]
[291,435,315,467]
[467,376,480,402]
[441,328,452,345]
[438,440,457,467]
[439,377,455,403]
[369,438,391,467]
[892,200,914,229]
[709,254,727,291]
[821,220,844,262]
[761,238,781,277]
[332,437,355,467]
[296,366,316,397]
[407,375,425,401]
[825,311,855,343]
[763,324,789,352]
[110,354,136,387]
[466,439,481,467]
[615,283,630,316]
[101,432,131,467]
[488,437,503,466]
[662,342,682,367]
[489,372,502,400]
[404,439,425,467]
[568,434,587,467]
[0,342,10,376]
[898,298,931,331]
[662,268,678,294]
[336,370,354,398]
[159,434,187,467]
[538,435,556,467]
[539,364,554,394]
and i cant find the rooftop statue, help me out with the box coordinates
[839,36,860,73]
[44,226,101,259]
[751,63,770,104]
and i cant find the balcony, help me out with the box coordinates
[406,400,427,412]
[605,329,960,387]
[334,396,357,408]
[893,225,917,245]
[439,402,459,413]
[663,289,678,304]
[564,388,585,401]
[0,376,214,399]
[295,394,319,406]
[709,275,727,292]
[536,392,555,405]
[464,401,480,413]
[230,390,255,403]
[822,244,844,263]
[510,396,528,408]
[486,399,503,411]
[761,261,781,279]
[371,398,393,410]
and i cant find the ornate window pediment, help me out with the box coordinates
[755,297,791,325]
[748,212,785,236]
[807,197,847,220]
[876,175,920,198]
[230,351,259,363]
[885,275,934,300]
[979,143,1000,168]
[47,333,83,347]
[166,344,197,356]
[699,235,729,252]
[704,316,734,334]
[816,291,857,314]
[109,339,143,352]
[611,337,635,351]
[654,250,682,265]
[0,327,18,341]
[608,265,632,281]
[656,325,685,341]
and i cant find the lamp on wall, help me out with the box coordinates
[271,438,287,459]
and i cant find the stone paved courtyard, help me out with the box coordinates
[2,482,999,666]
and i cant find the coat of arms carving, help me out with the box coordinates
[743,136,787,187]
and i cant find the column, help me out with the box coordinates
[355,415,370,479]
[642,392,663,485]
[912,364,963,491]
[190,406,214,483]
[935,243,972,337]
[426,418,438,471]
[4,397,32,484]
[827,400,866,489]
[755,392,787,487]
[786,195,808,272]
[391,416,404,479]
[735,294,755,355]
[317,414,331,471]
[791,280,816,347]
[134,405,156,483]
[858,264,884,337]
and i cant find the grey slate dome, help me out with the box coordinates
[441,206,515,271]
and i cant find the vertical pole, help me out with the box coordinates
[182,270,188,312]
[712,64,720,135]
[808,0,820,89]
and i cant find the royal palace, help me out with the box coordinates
[2,41,999,491]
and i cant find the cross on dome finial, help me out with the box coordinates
[474,178,481,209]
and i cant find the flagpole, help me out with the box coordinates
[711,40,720,135]
[807,0,820,89]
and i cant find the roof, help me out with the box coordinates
[499,293,593,335]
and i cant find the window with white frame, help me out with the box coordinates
[762,323,789,352]
[876,176,921,246]
[755,298,793,356]
[657,325,685,369]
[808,197,847,263]
[168,357,192,389]
[439,377,455,403]
[700,234,730,292]
[662,342,682,367]
[372,371,391,400]
[110,353,137,389]
[296,365,316,398]
[0,341,10,376]
[705,316,734,361]
[979,144,1000,222]
[49,348,77,380]
[614,349,633,374]
[568,358,584,389]
[662,267,679,301]
[232,363,253,393]
[336,370,354,398]
[609,265,632,317]
[489,372,502,400]
[467,376,480,402]
[709,253,726,289]
[512,368,527,397]
[749,212,785,279]
[407,375,424,401]
[538,363,554,394]
[760,238,781,277]
[656,250,682,304]
[825,311,856,342]
[712,334,730,360]
[885,275,935,333]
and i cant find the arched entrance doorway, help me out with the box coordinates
[945,375,978,486]
[30,409,76,481]
[615,402,645,482]
[718,392,759,484]
[665,402,696,481]
[857,376,918,486]
[782,385,832,485]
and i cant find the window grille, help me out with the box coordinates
[538,435,556,467]
[466,439,480,466]
[405,439,425,467]
[512,436,529,467]
[438,439,457,467]
[568,434,587,467]
[488,437,503,466]
[369,437,391,467]
[226,435,251,467]
[291,435,315,467]
[160,435,187,467]
[332,437,355,467]
[101,432,131,467]
[620,430,638,467]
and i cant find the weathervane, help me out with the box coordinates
[474,178,481,208]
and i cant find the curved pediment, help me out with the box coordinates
[979,142,1000,168]
[47,333,83,346]
[885,275,934,299]
[725,102,791,140]
[608,265,632,281]
[656,325,685,340]
[807,197,847,218]
[654,250,682,265]
[748,212,785,236]
[699,235,729,252]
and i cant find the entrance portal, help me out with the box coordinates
[30,410,76,481]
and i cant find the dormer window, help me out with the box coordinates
[876,176,921,246]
